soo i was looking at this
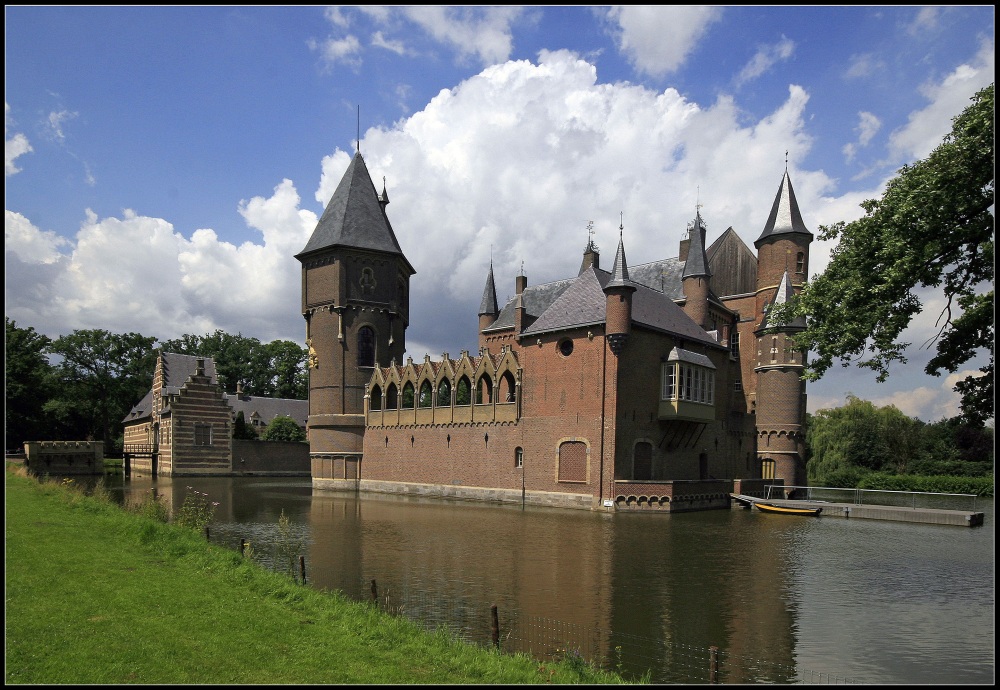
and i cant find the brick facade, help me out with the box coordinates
[302,153,812,510]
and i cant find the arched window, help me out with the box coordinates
[456,376,471,406]
[418,380,433,408]
[370,385,383,411]
[357,326,375,368]
[514,447,523,468]
[401,382,415,409]
[558,441,587,482]
[386,383,398,410]
[437,378,452,407]
[634,442,652,480]
[498,371,516,402]
[476,374,492,404]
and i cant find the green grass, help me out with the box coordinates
[5,465,628,684]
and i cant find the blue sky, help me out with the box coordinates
[5,6,994,422]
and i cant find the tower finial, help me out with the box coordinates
[785,150,788,171]
[357,106,361,154]
[619,211,624,237]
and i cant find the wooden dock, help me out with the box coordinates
[730,494,984,527]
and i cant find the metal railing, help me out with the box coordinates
[767,485,979,511]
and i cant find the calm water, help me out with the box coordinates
[105,474,994,684]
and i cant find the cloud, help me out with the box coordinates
[842,111,882,163]
[371,31,407,56]
[5,182,315,344]
[606,6,723,77]
[886,37,994,164]
[906,7,940,36]
[734,36,795,87]
[44,109,77,143]
[844,53,886,80]
[5,103,33,176]
[6,50,986,421]
[401,6,524,67]
[309,34,362,69]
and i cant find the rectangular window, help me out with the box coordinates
[734,379,742,392]
[730,331,740,355]
[194,423,212,446]
[515,447,523,469]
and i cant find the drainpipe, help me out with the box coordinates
[599,331,607,505]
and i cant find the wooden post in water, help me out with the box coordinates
[205,526,210,541]
[299,555,307,584]
[240,538,245,556]
[709,645,719,683]
[371,579,378,603]
[491,604,500,648]
[124,454,131,478]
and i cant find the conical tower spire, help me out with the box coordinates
[681,208,712,279]
[479,262,499,317]
[758,270,806,331]
[603,219,636,356]
[755,170,812,247]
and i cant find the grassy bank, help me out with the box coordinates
[5,465,626,684]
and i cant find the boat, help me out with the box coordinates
[754,501,822,516]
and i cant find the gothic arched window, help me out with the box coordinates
[357,326,375,368]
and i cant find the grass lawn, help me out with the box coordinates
[5,465,627,684]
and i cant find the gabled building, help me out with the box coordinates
[299,151,812,511]
[122,350,308,476]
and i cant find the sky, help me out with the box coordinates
[5,6,995,423]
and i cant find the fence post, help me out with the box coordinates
[205,526,210,541]
[491,604,500,648]
[371,579,378,603]
[299,555,307,584]
[709,645,719,684]
[240,538,245,556]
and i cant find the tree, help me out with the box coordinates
[45,329,157,450]
[779,84,994,426]
[266,339,308,399]
[233,411,258,440]
[259,415,306,443]
[5,319,54,449]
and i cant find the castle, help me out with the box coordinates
[295,151,811,511]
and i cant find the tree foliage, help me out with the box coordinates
[160,331,306,399]
[807,395,993,486]
[780,84,994,426]
[259,415,307,443]
[45,329,158,451]
[5,319,54,450]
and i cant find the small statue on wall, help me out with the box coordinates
[306,338,319,369]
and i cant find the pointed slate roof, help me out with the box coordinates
[296,152,414,274]
[603,234,636,292]
[755,170,813,247]
[519,265,721,348]
[681,209,712,279]
[758,270,807,331]
[479,263,499,316]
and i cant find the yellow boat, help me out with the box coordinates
[754,501,822,516]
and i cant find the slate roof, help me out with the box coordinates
[755,170,813,247]
[758,271,807,331]
[296,152,414,274]
[479,263,499,316]
[681,210,712,279]
[517,265,721,348]
[122,352,307,426]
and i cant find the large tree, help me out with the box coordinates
[782,84,994,425]
[46,329,158,450]
[5,319,54,450]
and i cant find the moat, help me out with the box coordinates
[108,474,993,684]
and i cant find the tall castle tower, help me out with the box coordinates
[752,170,812,492]
[295,152,414,473]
